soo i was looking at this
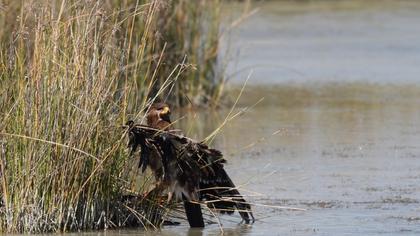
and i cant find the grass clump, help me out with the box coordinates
[0,0,223,233]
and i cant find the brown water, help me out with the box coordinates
[38,1,420,236]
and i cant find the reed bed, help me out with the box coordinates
[0,0,222,233]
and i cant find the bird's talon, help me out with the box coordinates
[167,192,173,203]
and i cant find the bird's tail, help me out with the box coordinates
[200,168,254,224]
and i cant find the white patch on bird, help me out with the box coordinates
[168,180,197,201]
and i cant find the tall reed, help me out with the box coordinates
[0,0,222,232]
[151,0,224,107]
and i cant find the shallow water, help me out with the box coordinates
[173,84,420,235]
[223,0,420,84]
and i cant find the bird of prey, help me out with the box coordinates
[126,102,254,227]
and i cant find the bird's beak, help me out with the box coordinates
[161,106,170,115]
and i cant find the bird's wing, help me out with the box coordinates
[126,124,254,223]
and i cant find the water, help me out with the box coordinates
[223,0,420,85]
[172,84,420,235]
[40,1,420,235]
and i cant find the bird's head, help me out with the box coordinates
[147,102,171,126]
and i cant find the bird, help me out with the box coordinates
[144,102,205,227]
[126,102,254,227]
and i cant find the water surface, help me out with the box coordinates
[223,0,420,84]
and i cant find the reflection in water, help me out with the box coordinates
[186,228,204,236]
[186,224,252,236]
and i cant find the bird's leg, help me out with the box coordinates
[250,212,255,223]
[167,191,174,203]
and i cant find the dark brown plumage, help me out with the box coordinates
[144,102,204,227]
[126,103,254,226]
